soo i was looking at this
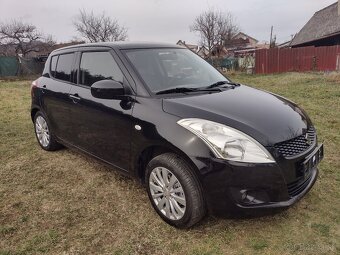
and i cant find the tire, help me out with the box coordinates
[33,111,62,151]
[145,153,206,228]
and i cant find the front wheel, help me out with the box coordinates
[145,153,206,228]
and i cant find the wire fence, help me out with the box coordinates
[207,55,255,72]
[0,56,44,77]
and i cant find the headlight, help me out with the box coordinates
[177,118,275,163]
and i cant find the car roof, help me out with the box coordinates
[52,41,185,54]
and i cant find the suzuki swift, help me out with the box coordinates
[31,42,324,228]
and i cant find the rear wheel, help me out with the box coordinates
[34,111,61,151]
[145,153,206,228]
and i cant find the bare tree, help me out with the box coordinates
[217,12,240,45]
[74,10,128,42]
[0,20,54,57]
[190,9,239,57]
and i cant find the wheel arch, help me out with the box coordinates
[31,107,41,122]
[135,143,202,186]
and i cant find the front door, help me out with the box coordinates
[68,50,134,171]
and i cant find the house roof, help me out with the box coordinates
[232,32,258,43]
[185,44,199,51]
[291,2,340,46]
[176,40,200,52]
[278,40,292,48]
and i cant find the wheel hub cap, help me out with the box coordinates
[35,116,50,147]
[149,167,186,220]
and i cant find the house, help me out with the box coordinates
[291,1,340,47]
[225,32,258,49]
[176,40,209,58]
[278,40,293,48]
[204,32,261,58]
[176,40,199,52]
[223,32,261,57]
[177,33,261,59]
[197,46,209,58]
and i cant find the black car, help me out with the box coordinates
[31,42,323,228]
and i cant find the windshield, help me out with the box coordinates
[124,48,229,93]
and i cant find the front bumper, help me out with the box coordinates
[193,145,322,217]
[234,167,318,210]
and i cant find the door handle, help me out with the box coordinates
[69,94,81,102]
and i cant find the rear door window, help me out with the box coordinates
[79,51,123,87]
[55,53,74,82]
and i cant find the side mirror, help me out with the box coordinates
[91,80,125,99]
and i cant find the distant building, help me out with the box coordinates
[225,32,258,49]
[177,33,264,59]
[224,32,263,57]
[291,1,340,47]
[278,40,293,48]
[176,40,209,58]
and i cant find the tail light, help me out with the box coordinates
[31,79,38,98]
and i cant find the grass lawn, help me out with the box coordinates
[0,72,339,255]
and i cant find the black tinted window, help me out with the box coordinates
[50,56,58,77]
[55,53,74,82]
[79,51,123,86]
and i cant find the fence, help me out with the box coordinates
[255,45,340,74]
[208,55,255,71]
[0,56,44,77]
[0,56,18,76]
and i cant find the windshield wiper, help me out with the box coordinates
[206,81,240,89]
[155,87,220,95]
[155,87,199,95]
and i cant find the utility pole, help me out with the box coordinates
[270,26,273,48]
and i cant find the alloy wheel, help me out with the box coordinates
[35,116,50,147]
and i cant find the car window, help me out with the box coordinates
[55,53,74,82]
[125,48,228,93]
[79,51,124,87]
[50,55,58,78]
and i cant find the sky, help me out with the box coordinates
[0,0,336,45]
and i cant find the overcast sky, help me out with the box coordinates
[0,0,336,44]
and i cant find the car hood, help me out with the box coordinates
[162,85,312,146]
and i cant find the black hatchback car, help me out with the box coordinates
[31,42,323,228]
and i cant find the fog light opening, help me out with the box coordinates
[240,190,266,205]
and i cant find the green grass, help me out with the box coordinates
[0,73,339,254]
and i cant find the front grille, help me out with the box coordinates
[287,174,313,197]
[274,127,316,157]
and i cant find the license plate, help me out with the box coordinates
[302,144,324,179]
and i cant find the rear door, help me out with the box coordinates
[68,48,134,171]
[41,51,77,142]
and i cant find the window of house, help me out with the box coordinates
[79,51,124,86]
[55,53,74,82]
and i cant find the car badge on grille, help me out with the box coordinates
[305,133,312,145]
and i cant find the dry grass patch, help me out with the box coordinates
[0,73,339,254]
